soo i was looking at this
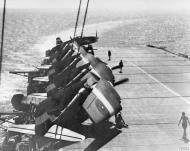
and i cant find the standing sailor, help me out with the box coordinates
[178,112,190,139]
[115,112,128,129]
[119,60,123,73]
[108,50,111,61]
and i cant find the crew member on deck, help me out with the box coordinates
[115,112,128,129]
[119,60,123,73]
[108,50,111,61]
[178,112,190,139]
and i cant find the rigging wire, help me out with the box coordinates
[74,0,82,38]
[80,0,90,38]
[0,0,6,84]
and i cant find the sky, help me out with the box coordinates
[0,0,190,12]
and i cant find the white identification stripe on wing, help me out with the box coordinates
[45,124,85,141]
[92,87,114,115]
[35,112,50,126]
[46,83,56,92]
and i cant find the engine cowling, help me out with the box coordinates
[83,79,121,123]
[11,94,30,112]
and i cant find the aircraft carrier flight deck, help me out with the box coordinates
[59,46,190,151]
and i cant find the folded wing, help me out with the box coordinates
[2,122,85,142]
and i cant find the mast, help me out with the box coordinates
[0,0,6,83]
[81,0,90,38]
[74,0,82,38]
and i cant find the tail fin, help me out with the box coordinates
[45,124,85,142]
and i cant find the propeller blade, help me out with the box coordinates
[114,78,129,86]
[111,65,120,70]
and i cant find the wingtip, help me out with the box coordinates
[80,135,86,141]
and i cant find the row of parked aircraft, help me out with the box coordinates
[0,35,128,145]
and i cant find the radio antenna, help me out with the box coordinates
[0,0,6,84]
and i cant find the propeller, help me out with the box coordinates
[114,78,129,87]
[111,65,120,70]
